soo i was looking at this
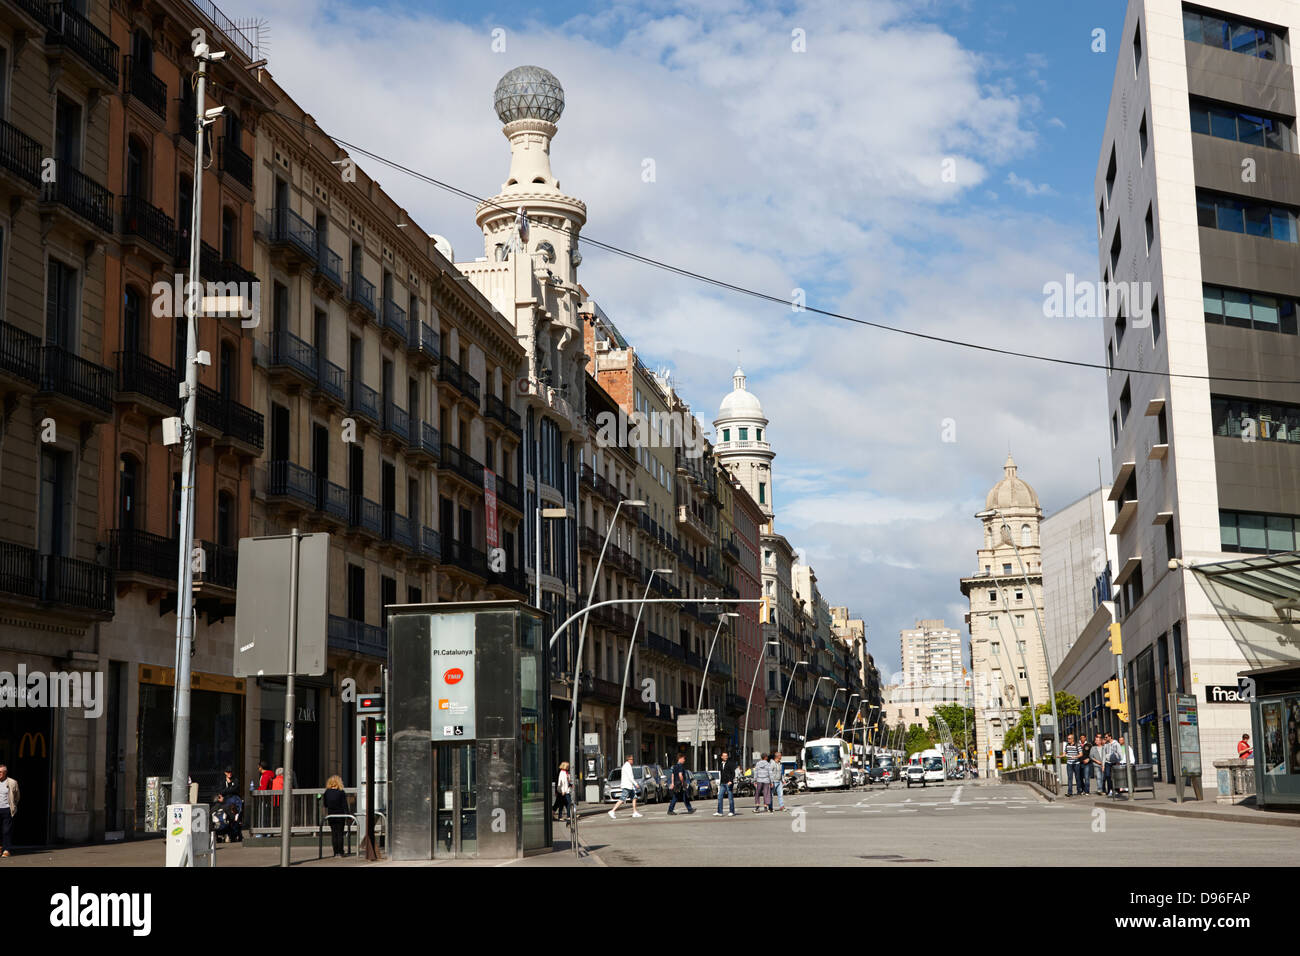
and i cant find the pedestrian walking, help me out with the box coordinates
[1101,734,1117,795]
[753,753,773,812]
[322,775,350,857]
[1088,734,1106,796]
[1114,735,1135,793]
[772,750,786,811]
[716,751,738,816]
[553,761,572,821]
[0,764,18,857]
[608,755,643,819]
[1237,734,1253,759]
[1078,736,1093,794]
[667,755,695,815]
[1063,734,1081,796]
[256,760,274,792]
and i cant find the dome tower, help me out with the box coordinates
[713,366,775,521]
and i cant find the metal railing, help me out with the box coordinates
[417,526,441,561]
[383,401,409,442]
[442,538,488,577]
[108,528,176,580]
[316,356,345,404]
[349,272,375,316]
[347,379,380,425]
[350,494,383,536]
[440,444,484,486]
[408,420,440,460]
[266,460,316,510]
[40,345,112,411]
[269,328,317,383]
[328,615,386,659]
[42,165,114,232]
[0,118,43,188]
[220,136,253,189]
[438,354,480,403]
[382,298,407,337]
[197,540,237,589]
[266,207,317,261]
[47,3,120,85]
[0,320,40,384]
[317,243,343,288]
[406,319,438,360]
[0,541,113,613]
[123,55,166,119]
[121,194,176,255]
[384,511,415,551]
[1000,764,1059,795]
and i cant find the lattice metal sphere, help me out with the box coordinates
[493,65,565,124]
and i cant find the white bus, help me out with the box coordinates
[801,737,853,790]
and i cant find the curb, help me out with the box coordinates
[1097,799,1300,828]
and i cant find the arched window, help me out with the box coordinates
[119,455,140,531]
[1021,524,1032,547]
[217,491,234,548]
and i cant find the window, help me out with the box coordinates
[1115,309,1127,348]
[1002,563,1011,574]
[1189,97,1293,151]
[1145,204,1154,252]
[756,428,763,441]
[1211,394,1300,443]
[1110,225,1122,272]
[1183,8,1284,61]
[988,589,997,601]
[1133,23,1143,74]
[1098,198,1106,236]
[1105,146,1117,201]
[758,482,766,504]
[1203,284,1297,334]
[1220,510,1300,554]
[1014,588,1024,601]
[55,95,83,171]
[221,208,237,262]
[1112,411,1120,447]
[722,428,730,442]
[119,455,139,531]
[1196,190,1299,242]
[738,427,748,440]
[1139,113,1148,162]
[1165,519,1176,563]
[1119,379,1132,425]
[991,641,1000,656]
[45,257,78,349]
[123,286,143,354]
[39,447,72,557]
[1020,525,1031,547]
[1152,297,1162,343]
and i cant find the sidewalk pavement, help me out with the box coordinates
[1024,775,1300,827]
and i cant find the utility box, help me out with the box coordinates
[388,601,549,861]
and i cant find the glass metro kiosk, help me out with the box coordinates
[388,601,550,860]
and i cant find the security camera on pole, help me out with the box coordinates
[164,39,226,867]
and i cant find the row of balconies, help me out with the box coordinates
[107,529,237,590]
[116,350,263,452]
[0,538,114,616]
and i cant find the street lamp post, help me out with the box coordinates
[743,641,781,769]
[694,612,740,769]
[616,567,673,766]
[825,687,847,738]
[803,675,831,744]
[776,660,808,754]
[569,498,644,802]
[840,693,859,738]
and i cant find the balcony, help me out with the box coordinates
[722,535,740,563]
[195,540,237,590]
[382,401,409,445]
[348,272,376,319]
[406,420,440,463]
[0,119,43,191]
[406,319,439,364]
[440,444,485,488]
[220,136,253,190]
[194,383,264,452]
[485,393,522,434]
[495,566,528,596]
[41,166,114,235]
[0,320,40,389]
[438,354,480,404]
[315,243,343,292]
[383,511,415,552]
[264,207,317,265]
[268,328,317,387]
[265,459,317,511]
[415,526,441,562]
[349,494,383,538]
[347,379,380,426]
[314,356,346,405]
[46,3,120,87]
[381,298,407,340]
[120,194,177,260]
[442,538,488,578]
[0,541,113,616]
[495,475,523,513]
[328,615,386,659]
[39,345,112,416]
[676,504,712,543]
[114,350,175,413]
[123,56,167,121]
[646,632,685,661]
[5,0,50,31]
[108,528,175,581]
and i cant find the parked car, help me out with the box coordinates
[707,770,721,794]
[690,771,714,800]
[603,764,665,802]
[905,763,927,788]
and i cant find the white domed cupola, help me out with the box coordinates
[714,365,775,520]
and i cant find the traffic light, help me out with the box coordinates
[1108,622,1123,655]
[1115,699,1129,723]
[1103,679,1120,709]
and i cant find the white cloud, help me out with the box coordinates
[216,0,1107,677]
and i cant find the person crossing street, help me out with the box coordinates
[608,755,643,820]
[715,751,738,816]
[667,755,696,815]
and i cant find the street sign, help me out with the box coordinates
[234,533,329,677]
[677,711,716,742]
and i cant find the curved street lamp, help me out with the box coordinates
[615,566,673,766]
[803,675,831,744]
[694,612,740,769]
[743,641,781,769]
[824,687,848,737]
[777,660,808,754]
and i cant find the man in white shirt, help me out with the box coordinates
[608,756,643,820]
[0,764,18,857]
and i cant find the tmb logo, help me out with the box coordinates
[444,668,464,685]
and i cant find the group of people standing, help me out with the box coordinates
[1062,732,1135,796]
[748,752,790,814]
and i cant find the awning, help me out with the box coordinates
[1190,551,1300,670]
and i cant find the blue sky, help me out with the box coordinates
[222,0,1139,677]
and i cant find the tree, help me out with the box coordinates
[929,703,976,752]
[1003,692,1082,751]
[904,722,934,756]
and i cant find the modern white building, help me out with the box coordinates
[899,619,963,689]
[1089,0,1300,789]
[1040,487,1116,670]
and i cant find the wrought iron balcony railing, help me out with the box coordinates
[383,401,409,443]
[121,194,177,255]
[220,136,253,189]
[40,345,112,412]
[440,444,484,487]
[328,614,386,659]
[269,328,317,384]
[108,528,176,580]
[46,2,120,85]
[317,243,343,289]
[123,55,166,120]
[0,540,113,614]
[406,319,438,360]
[347,379,380,425]
[349,494,383,536]
[382,298,406,337]
[349,272,375,316]
[115,350,175,408]
[0,320,40,385]
[42,165,114,233]
[266,207,317,261]
[0,118,43,188]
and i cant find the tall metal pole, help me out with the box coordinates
[776,660,805,753]
[694,615,734,769]
[825,687,844,738]
[804,675,829,744]
[616,568,668,767]
[168,48,211,830]
[279,528,301,867]
[569,499,640,801]
[743,642,778,769]
[841,693,859,738]
[534,435,542,609]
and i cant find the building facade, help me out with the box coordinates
[899,619,963,689]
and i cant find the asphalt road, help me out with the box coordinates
[560,780,1300,866]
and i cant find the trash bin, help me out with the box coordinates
[1131,763,1155,798]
